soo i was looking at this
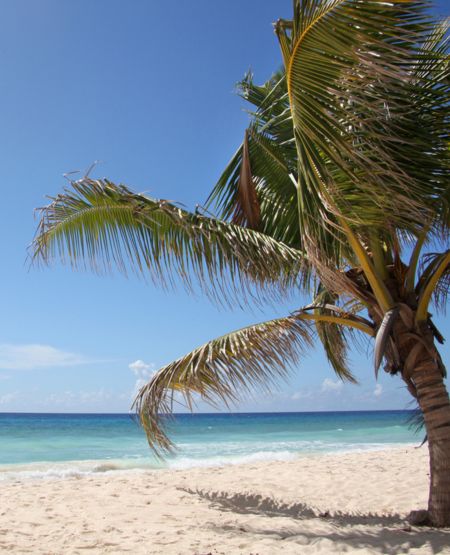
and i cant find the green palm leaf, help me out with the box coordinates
[310,286,359,383]
[275,0,449,280]
[416,250,450,319]
[207,73,300,248]
[32,178,305,305]
[209,10,448,310]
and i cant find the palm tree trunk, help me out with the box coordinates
[395,315,450,528]
[412,356,450,527]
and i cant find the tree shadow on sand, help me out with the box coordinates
[181,488,450,555]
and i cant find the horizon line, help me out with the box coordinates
[0,408,415,416]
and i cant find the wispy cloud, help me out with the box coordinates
[0,344,94,370]
[291,389,313,401]
[321,378,343,393]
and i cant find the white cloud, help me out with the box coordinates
[128,359,155,398]
[374,383,383,397]
[129,359,152,376]
[0,344,92,370]
[321,378,343,393]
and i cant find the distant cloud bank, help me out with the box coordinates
[0,343,94,370]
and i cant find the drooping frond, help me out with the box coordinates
[32,178,305,305]
[432,263,450,314]
[278,0,445,226]
[310,286,359,382]
[396,19,450,234]
[315,320,356,382]
[231,130,261,230]
[133,312,315,454]
[209,7,449,311]
[133,302,376,454]
[416,250,450,320]
[274,1,449,297]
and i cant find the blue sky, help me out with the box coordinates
[0,0,448,413]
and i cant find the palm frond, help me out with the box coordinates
[309,287,358,383]
[275,1,449,272]
[315,318,356,383]
[433,266,450,315]
[230,130,261,230]
[209,7,448,310]
[32,178,305,305]
[416,250,450,319]
[374,308,400,378]
[207,73,300,249]
[134,298,377,454]
[133,313,315,454]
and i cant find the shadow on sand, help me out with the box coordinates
[181,488,450,554]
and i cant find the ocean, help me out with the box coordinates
[0,411,421,480]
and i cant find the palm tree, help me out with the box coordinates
[32,0,450,526]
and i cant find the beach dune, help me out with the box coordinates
[1,447,449,554]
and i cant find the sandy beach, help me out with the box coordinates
[1,446,449,554]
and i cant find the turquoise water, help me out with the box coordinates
[0,411,420,479]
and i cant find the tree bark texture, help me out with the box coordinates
[413,354,450,527]
[393,309,450,527]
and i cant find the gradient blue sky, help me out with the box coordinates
[0,0,448,413]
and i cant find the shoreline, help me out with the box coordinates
[2,446,449,554]
[0,441,419,482]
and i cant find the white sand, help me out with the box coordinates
[1,447,449,554]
